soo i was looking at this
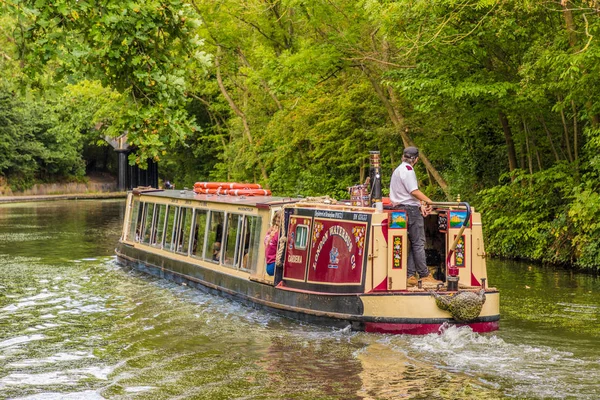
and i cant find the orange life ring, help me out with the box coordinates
[193,188,226,194]
[193,182,230,189]
[226,189,271,196]
[193,187,271,196]
[193,182,263,190]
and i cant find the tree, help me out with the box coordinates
[3,0,211,164]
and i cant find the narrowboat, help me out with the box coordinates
[115,159,499,335]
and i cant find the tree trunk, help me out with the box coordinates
[237,48,283,111]
[538,115,561,162]
[525,133,533,175]
[215,48,269,181]
[363,67,450,198]
[572,100,578,161]
[562,1,577,47]
[498,111,518,173]
[559,102,574,162]
[523,119,542,171]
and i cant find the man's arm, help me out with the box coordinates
[411,189,433,216]
[410,189,432,205]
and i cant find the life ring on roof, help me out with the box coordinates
[193,188,224,195]
[226,189,271,196]
[194,182,263,190]
[192,184,271,196]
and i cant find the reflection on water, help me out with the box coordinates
[0,200,598,399]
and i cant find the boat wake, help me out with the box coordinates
[393,325,600,399]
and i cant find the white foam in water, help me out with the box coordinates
[66,283,82,288]
[8,390,104,399]
[21,292,55,302]
[0,371,73,387]
[8,351,94,367]
[399,325,599,399]
[12,301,37,309]
[124,386,156,393]
[76,366,113,380]
[0,335,45,349]
[0,366,114,390]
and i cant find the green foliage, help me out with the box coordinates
[568,184,600,270]
[477,163,600,269]
[0,85,86,189]
[4,0,210,163]
[262,78,390,197]
[3,0,600,270]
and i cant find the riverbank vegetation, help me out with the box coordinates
[1,1,599,271]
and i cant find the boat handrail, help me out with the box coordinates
[430,201,471,210]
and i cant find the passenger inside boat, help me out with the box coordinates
[212,241,221,261]
[206,213,223,262]
[241,228,251,269]
[264,213,281,276]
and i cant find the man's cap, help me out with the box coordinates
[403,147,419,158]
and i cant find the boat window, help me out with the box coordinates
[295,225,309,249]
[191,210,207,259]
[223,213,242,267]
[134,202,147,242]
[176,207,193,255]
[205,211,224,263]
[163,205,179,251]
[142,203,156,245]
[153,204,167,247]
[242,215,262,272]
[127,199,141,242]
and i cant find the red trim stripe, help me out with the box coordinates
[364,321,499,335]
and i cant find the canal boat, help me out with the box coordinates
[115,160,499,335]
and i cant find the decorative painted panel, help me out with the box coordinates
[454,235,465,267]
[306,218,368,284]
[392,236,403,269]
[449,211,468,228]
[389,211,407,229]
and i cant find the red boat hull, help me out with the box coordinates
[364,321,499,335]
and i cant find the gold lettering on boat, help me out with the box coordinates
[312,225,353,270]
[287,254,302,263]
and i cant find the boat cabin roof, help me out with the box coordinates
[133,189,300,209]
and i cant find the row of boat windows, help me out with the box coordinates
[127,199,263,272]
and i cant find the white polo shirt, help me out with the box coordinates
[389,161,420,206]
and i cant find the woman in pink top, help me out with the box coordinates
[264,213,280,276]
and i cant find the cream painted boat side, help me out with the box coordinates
[122,192,278,283]
[360,291,500,320]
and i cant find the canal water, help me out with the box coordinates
[0,200,599,400]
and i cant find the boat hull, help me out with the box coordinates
[116,243,500,334]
